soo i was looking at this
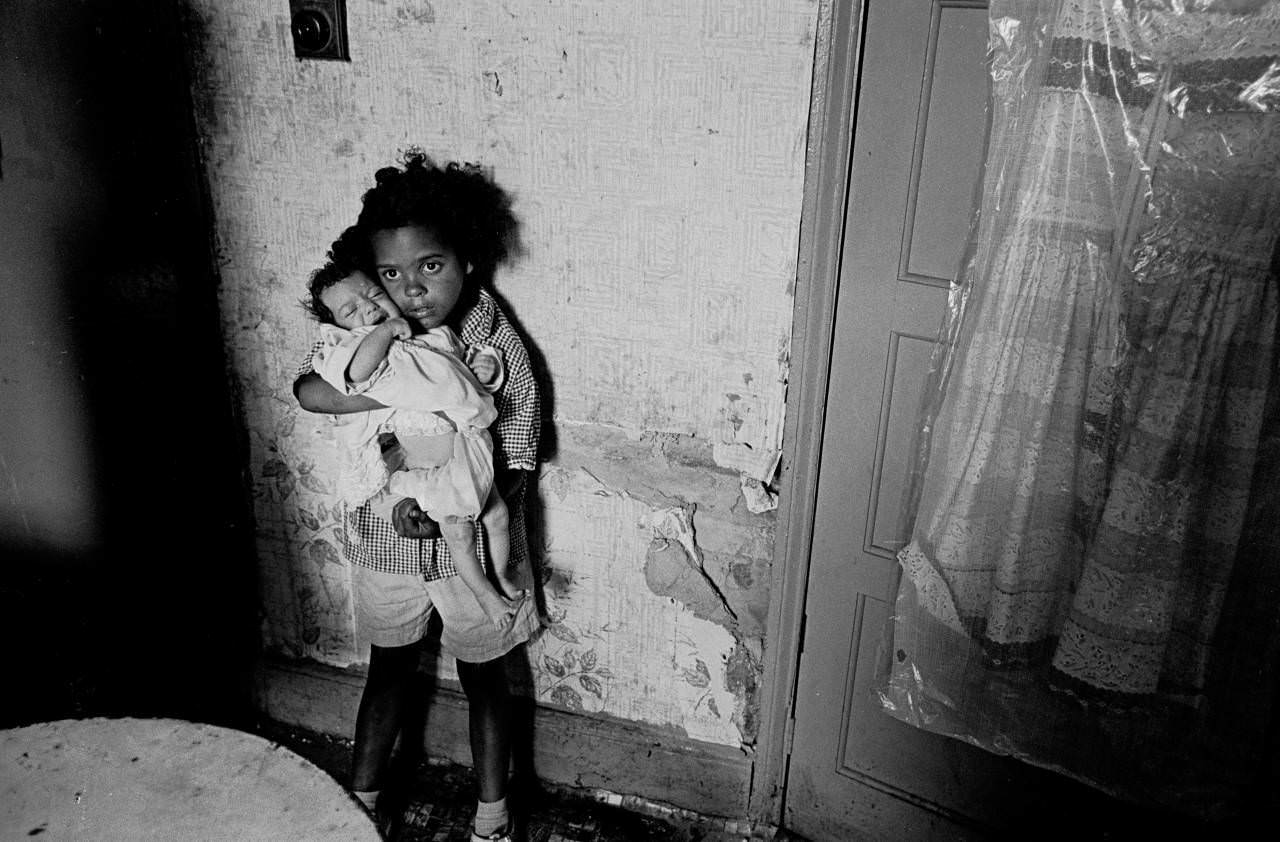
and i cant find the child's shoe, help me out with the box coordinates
[470,823,512,842]
[351,789,399,840]
[376,806,401,841]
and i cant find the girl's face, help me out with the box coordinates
[370,225,469,332]
[320,271,400,329]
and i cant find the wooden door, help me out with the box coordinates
[782,1,1062,838]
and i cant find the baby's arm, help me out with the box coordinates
[347,317,413,383]
[295,338,388,413]
[294,371,386,414]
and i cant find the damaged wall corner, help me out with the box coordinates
[643,503,738,629]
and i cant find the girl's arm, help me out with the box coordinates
[347,318,412,383]
[293,371,387,414]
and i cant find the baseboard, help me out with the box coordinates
[253,657,754,819]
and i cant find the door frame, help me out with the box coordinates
[751,0,868,825]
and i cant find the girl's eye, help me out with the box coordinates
[422,260,442,273]
[381,269,400,282]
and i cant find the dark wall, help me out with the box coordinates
[0,0,256,727]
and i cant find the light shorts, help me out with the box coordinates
[352,562,541,663]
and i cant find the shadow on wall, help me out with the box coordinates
[482,284,555,615]
[0,0,256,729]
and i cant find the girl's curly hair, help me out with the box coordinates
[355,149,520,278]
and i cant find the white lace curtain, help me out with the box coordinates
[878,0,1280,816]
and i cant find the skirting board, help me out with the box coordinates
[253,657,754,819]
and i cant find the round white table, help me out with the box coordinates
[1,717,380,841]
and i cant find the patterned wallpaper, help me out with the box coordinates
[185,0,818,747]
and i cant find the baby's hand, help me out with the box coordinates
[378,317,413,340]
[469,352,499,386]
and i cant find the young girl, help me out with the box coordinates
[304,261,523,630]
[294,152,540,841]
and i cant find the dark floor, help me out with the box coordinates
[254,720,780,842]
[2,565,778,842]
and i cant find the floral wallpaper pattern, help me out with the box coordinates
[185,0,817,748]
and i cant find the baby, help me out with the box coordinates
[305,263,523,628]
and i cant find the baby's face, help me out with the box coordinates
[321,272,401,329]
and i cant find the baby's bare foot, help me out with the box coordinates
[480,592,517,631]
[496,576,525,601]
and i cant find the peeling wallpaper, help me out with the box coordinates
[185,0,817,747]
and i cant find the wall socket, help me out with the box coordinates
[289,0,349,61]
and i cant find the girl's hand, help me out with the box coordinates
[391,498,441,539]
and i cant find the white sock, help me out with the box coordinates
[473,795,508,836]
[353,789,380,813]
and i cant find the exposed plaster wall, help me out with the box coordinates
[185,0,817,748]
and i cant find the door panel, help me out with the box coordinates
[785,2,1024,838]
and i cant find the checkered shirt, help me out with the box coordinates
[295,288,541,579]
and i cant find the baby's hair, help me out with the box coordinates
[301,225,369,324]
[356,149,520,278]
[301,262,349,325]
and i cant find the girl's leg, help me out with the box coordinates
[479,488,518,598]
[352,642,421,793]
[457,654,512,832]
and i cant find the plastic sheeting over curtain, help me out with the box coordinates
[879,0,1280,816]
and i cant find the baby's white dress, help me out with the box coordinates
[314,323,501,519]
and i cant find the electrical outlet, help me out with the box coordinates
[289,0,349,61]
